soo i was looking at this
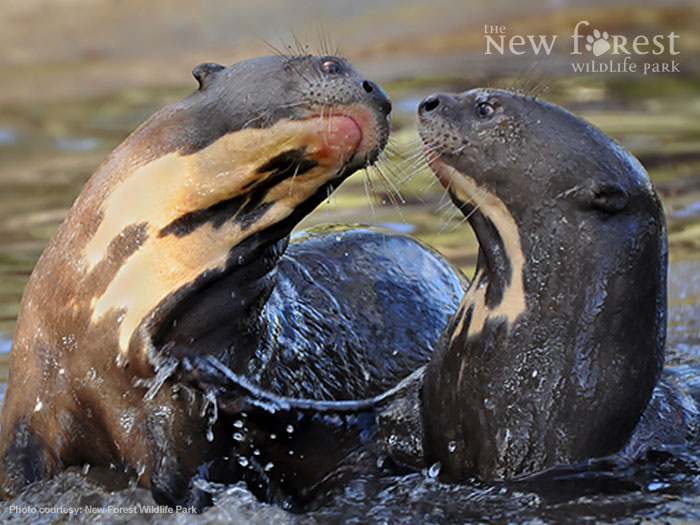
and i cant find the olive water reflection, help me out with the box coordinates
[0,74,699,523]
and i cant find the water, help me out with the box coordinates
[1,2,700,520]
[0,73,699,523]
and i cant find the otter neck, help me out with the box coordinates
[149,173,345,371]
[447,187,526,340]
[470,210,512,309]
[150,232,288,367]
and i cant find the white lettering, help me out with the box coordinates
[571,20,590,54]
[632,35,649,55]
[527,35,557,55]
[509,35,526,54]
[485,35,505,54]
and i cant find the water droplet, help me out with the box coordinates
[270,433,277,440]
[233,432,244,442]
[234,420,244,429]
[253,449,261,456]
[238,457,249,467]
[532,369,538,378]
[288,450,294,456]
[206,428,214,442]
[82,463,91,475]
[428,462,441,478]
[335,235,342,242]
[447,441,457,453]
[648,481,666,491]
[264,462,274,471]
[286,424,294,434]
[237,255,245,265]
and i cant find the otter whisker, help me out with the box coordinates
[371,162,406,212]
[287,61,314,86]
[518,61,541,94]
[334,38,343,57]
[362,169,377,218]
[288,163,301,196]
[437,185,454,212]
[291,32,310,58]
[453,186,490,231]
[396,147,426,168]
[242,102,304,129]
[327,104,335,136]
[261,37,292,60]
[395,146,432,174]
[316,27,334,57]
[319,105,331,148]
[437,193,464,236]
[271,36,313,85]
[531,78,555,100]
[435,193,458,213]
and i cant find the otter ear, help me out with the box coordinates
[193,63,225,91]
[589,181,628,214]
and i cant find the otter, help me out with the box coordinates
[0,55,466,507]
[417,88,666,479]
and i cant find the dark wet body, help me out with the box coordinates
[256,225,466,400]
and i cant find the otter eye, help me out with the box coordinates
[321,59,343,75]
[476,102,495,119]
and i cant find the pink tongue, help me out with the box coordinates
[314,115,362,158]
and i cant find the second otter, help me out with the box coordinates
[417,89,667,480]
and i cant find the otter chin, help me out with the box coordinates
[417,88,667,480]
[0,54,470,508]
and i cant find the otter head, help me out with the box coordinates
[417,89,667,479]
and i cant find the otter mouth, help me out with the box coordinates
[421,144,458,195]
[303,103,388,171]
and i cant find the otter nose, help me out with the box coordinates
[362,79,392,116]
[418,95,443,114]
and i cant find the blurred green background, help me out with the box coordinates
[0,0,699,373]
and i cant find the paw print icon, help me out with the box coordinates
[586,29,611,56]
